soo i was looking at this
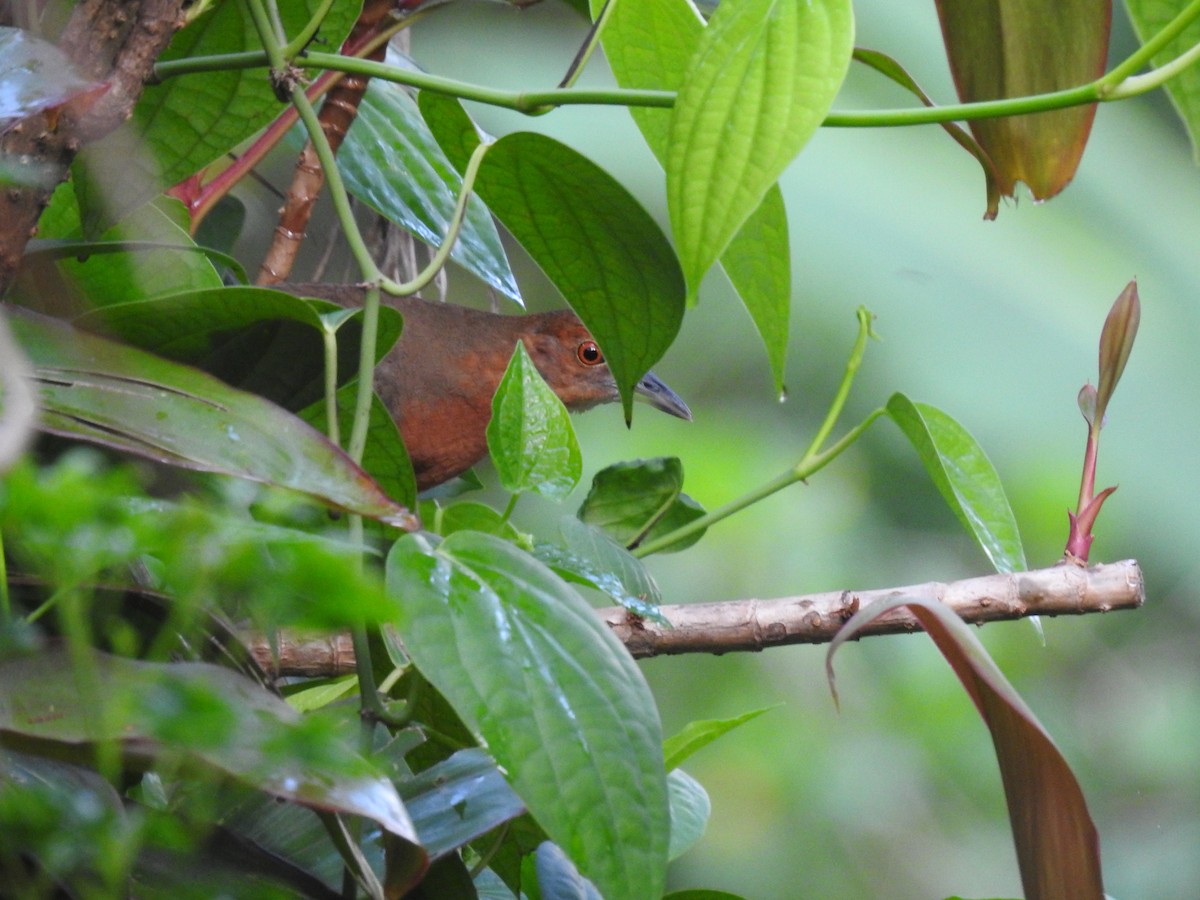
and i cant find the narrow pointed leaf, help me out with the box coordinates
[387,532,668,900]
[667,0,853,294]
[828,596,1104,899]
[596,0,792,392]
[853,47,1000,218]
[663,707,774,771]
[9,308,416,527]
[339,81,519,302]
[886,393,1025,573]
[486,342,581,499]
[934,0,1111,199]
[1095,279,1140,424]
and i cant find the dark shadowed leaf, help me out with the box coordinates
[387,532,668,900]
[828,596,1104,899]
[9,308,415,527]
[486,342,581,499]
[934,0,1111,199]
[398,748,526,861]
[577,458,706,553]
[886,393,1024,573]
[0,646,420,848]
[531,841,603,900]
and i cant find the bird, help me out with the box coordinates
[282,284,691,491]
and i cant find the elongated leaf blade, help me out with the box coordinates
[828,596,1104,899]
[934,0,1111,199]
[663,707,774,771]
[667,0,853,295]
[597,0,792,392]
[387,532,668,900]
[886,393,1025,573]
[9,308,415,527]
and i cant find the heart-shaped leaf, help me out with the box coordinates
[387,532,668,900]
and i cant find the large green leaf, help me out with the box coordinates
[828,597,1104,899]
[934,0,1111,199]
[420,100,685,422]
[387,532,668,900]
[1126,0,1200,160]
[0,646,419,844]
[886,393,1025,574]
[596,0,792,394]
[7,307,415,526]
[666,0,852,296]
[486,342,581,500]
[339,81,519,302]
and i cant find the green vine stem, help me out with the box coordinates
[633,308,886,558]
[157,4,1200,126]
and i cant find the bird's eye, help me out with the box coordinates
[577,341,604,366]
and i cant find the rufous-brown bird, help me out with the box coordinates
[285,284,691,491]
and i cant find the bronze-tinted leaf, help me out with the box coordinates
[935,0,1112,200]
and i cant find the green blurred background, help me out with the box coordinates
[395,1,1199,896]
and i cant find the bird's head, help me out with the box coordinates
[521,312,692,421]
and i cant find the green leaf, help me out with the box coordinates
[886,394,1025,574]
[486,341,582,499]
[577,458,706,553]
[852,47,1000,219]
[663,707,775,771]
[417,90,484,173]
[424,500,519,539]
[934,0,1110,199]
[398,748,526,861]
[664,891,751,900]
[531,842,603,900]
[666,0,853,295]
[32,197,223,304]
[0,646,419,844]
[387,532,668,900]
[667,768,710,861]
[828,597,1103,899]
[597,0,791,393]
[423,123,685,422]
[333,81,520,302]
[8,307,415,527]
[533,516,665,622]
[1126,0,1200,160]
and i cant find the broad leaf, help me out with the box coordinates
[398,748,526,861]
[533,516,665,622]
[387,532,669,900]
[486,342,581,499]
[421,103,685,422]
[596,0,792,393]
[340,80,519,302]
[828,597,1104,899]
[577,457,706,553]
[666,0,853,295]
[9,308,415,527]
[934,0,1111,199]
[0,646,420,845]
[667,768,711,861]
[886,393,1025,574]
[1126,0,1200,160]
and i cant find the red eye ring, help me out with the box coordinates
[577,340,604,366]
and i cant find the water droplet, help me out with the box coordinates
[778,385,789,403]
